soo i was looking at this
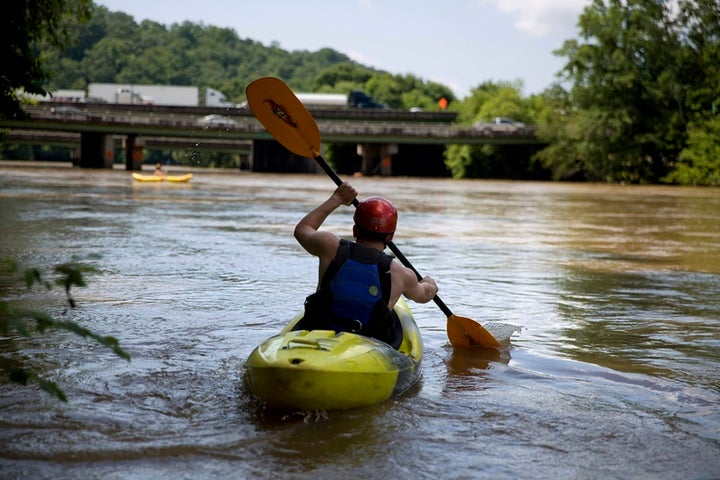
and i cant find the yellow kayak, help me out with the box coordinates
[244,298,422,410]
[131,172,194,183]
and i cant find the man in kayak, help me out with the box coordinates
[294,181,438,348]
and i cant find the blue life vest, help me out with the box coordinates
[329,255,384,326]
[299,240,400,346]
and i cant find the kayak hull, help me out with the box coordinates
[244,298,422,410]
[132,172,193,183]
[165,174,193,183]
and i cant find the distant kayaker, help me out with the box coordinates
[153,163,166,176]
[294,181,438,348]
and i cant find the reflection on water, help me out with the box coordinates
[0,164,718,479]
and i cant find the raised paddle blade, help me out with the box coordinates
[447,314,502,349]
[245,77,322,158]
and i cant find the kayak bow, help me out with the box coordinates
[244,298,422,410]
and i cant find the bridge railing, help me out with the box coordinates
[8,103,539,145]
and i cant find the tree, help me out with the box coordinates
[532,85,587,180]
[664,117,720,185]
[1,0,91,119]
[312,63,375,92]
[444,144,478,179]
[537,0,720,183]
[665,0,720,185]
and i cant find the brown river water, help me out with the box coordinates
[0,164,718,479]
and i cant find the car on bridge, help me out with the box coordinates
[50,105,88,120]
[198,114,237,127]
[473,117,526,131]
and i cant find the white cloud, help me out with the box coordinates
[477,0,589,37]
[346,50,374,66]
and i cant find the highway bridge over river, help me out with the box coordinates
[1,103,543,176]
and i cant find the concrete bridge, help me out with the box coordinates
[2,102,542,176]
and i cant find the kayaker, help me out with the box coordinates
[294,181,438,348]
[153,163,166,176]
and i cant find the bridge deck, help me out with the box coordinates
[2,102,540,147]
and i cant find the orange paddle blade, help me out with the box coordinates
[447,314,502,349]
[245,77,322,158]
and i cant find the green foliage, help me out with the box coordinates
[444,144,475,179]
[312,63,375,91]
[0,259,130,401]
[664,117,720,185]
[1,0,92,119]
[538,0,720,183]
[455,81,529,124]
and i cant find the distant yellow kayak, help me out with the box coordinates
[132,172,193,183]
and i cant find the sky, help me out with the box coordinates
[95,0,591,98]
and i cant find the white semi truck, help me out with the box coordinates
[87,83,234,107]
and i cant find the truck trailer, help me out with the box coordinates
[87,83,234,107]
[295,90,386,109]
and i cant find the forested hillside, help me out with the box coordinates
[40,3,455,111]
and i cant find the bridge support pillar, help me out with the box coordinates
[79,132,114,168]
[357,144,398,176]
[124,135,145,170]
[244,141,254,171]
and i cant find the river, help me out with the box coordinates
[0,164,718,479]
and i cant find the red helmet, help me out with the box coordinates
[354,196,397,234]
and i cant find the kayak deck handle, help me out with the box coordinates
[285,338,328,350]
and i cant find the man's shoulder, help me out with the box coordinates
[297,230,340,258]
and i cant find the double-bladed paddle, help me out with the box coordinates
[245,76,501,349]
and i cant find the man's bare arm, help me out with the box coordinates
[396,265,438,304]
[294,182,357,257]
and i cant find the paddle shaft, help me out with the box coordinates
[313,153,455,318]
